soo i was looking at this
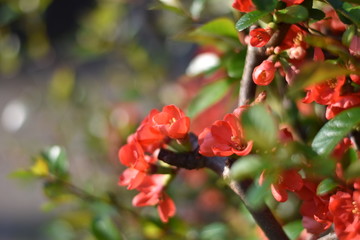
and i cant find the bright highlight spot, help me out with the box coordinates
[1,100,27,132]
[186,53,220,76]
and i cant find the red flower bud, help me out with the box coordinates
[249,28,271,47]
[252,60,276,86]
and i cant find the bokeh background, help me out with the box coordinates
[0,1,273,239]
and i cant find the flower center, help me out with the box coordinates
[327,79,337,89]
[352,201,360,215]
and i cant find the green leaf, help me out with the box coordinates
[187,79,233,118]
[42,146,69,178]
[312,107,360,156]
[235,11,269,32]
[288,62,353,96]
[309,8,326,20]
[226,49,247,78]
[342,25,356,46]
[253,0,277,12]
[197,18,238,39]
[316,178,338,195]
[283,220,303,240]
[241,104,277,150]
[92,216,122,240]
[200,222,228,240]
[9,169,36,180]
[276,5,309,24]
[150,1,188,18]
[306,35,350,59]
[345,160,360,179]
[230,155,264,181]
[327,0,360,27]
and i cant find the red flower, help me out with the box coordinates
[282,0,304,6]
[118,168,146,190]
[118,141,150,172]
[199,113,252,157]
[252,60,276,86]
[302,76,346,106]
[157,193,176,223]
[249,28,271,47]
[232,0,255,12]
[152,105,190,139]
[271,170,303,202]
[329,191,360,240]
[325,93,360,119]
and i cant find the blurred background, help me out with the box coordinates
[0,0,271,239]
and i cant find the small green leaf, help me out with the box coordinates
[200,222,228,240]
[197,18,239,39]
[345,160,360,179]
[42,146,69,178]
[226,49,247,78]
[230,155,264,180]
[92,216,123,240]
[252,0,277,12]
[9,169,36,180]
[241,104,277,150]
[342,25,356,46]
[309,8,326,20]
[187,79,233,118]
[288,62,353,96]
[312,107,360,156]
[283,220,303,240]
[235,11,269,32]
[317,178,338,195]
[276,5,309,24]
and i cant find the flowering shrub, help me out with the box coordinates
[13,0,360,239]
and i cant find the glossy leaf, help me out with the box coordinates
[312,107,360,156]
[316,178,338,195]
[252,0,277,12]
[230,155,263,181]
[276,5,309,24]
[235,11,269,32]
[92,216,123,240]
[241,104,277,150]
[187,79,233,118]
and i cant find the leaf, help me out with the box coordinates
[241,104,277,150]
[306,35,351,59]
[312,107,360,156]
[252,0,277,12]
[92,216,123,240]
[226,49,247,78]
[326,0,360,27]
[150,1,188,17]
[200,222,228,240]
[316,178,338,195]
[288,62,353,96]
[235,11,269,32]
[31,157,49,176]
[345,160,360,179]
[309,8,326,20]
[196,18,238,39]
[283,220,303,240]
[9,169,36,180]
[42,146,69,178]
[276,5,309,24]
[230,155,264,180]
[187,79,233,118]
[342,25,356,46]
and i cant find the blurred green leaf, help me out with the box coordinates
[246,177,272,209]
[309,8,326,20]
[241,104,277,150]
[197,18,239,39]
[31,157,49,176]
[9,169,36,180]
[276,5,309,24]
[44,181,68,199]
[283,220,303,240]
[288,62,353,96]
[230,155,264,181]
[342,25,356,46]
[306,35,351,59]
[253,0,277,12]
[345,160,360,179]
[326,0,360,27]
[200,222,228,240]
[312,107,360,156]
[42,146,69,178]
[226,49,246,78]
[316,178,338,195]
[92,216,123,240]
[151,0,188,17]
[187,79,233,118]
[235,11,269,32]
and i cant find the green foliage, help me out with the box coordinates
[312,107,360,156]
[42,146,69,179]
[91,216,123,240]
[241,104,277,150]
[275,5,309,24]
[235,11,270,32]
[226,49,247,78]
[252,0,277,12]
[283,220,303,240]
[316,178,338,195]
[230,155,263,181]
[187,79,234,118]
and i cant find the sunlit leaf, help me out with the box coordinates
[241,104,277,150]
[283,220,303,240]
[92,216,123,240]
[276,5,309,24]
[312,107,360,156]
[230,155,264,181]
[31,157,49,176]
[235,10,269,32]
[187,79,233,118]
[316,178,338,195]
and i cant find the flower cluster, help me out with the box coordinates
[118,105,190,222]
